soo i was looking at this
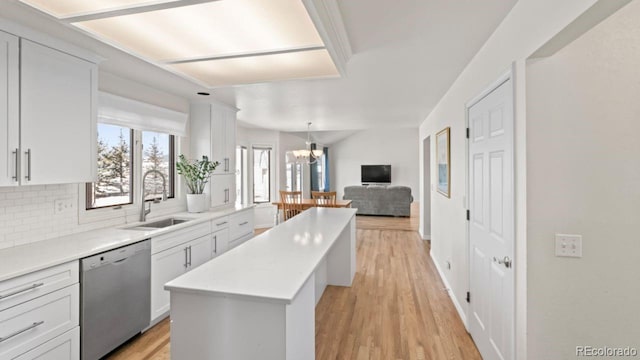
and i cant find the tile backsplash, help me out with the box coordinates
[0,184,83,249]
[0,184,184,250]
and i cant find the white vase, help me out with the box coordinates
[186,193,208,213]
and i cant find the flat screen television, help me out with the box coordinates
[361,165,391,183]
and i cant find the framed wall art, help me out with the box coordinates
[436,127,450,198]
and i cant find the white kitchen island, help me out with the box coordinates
[165,207,357,360]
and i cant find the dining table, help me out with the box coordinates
[271,199,353,210]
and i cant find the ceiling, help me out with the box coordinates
[0,0,518,132]
[18,0,340,87]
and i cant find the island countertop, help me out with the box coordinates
[165,207,357,304]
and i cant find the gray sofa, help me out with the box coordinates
[343,185,413,217]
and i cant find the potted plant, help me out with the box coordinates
[176,154,219,213]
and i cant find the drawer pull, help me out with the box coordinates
[0,282,44,300]
[0,321,45,343]
[239,221,249,226]
[216,221,228,226]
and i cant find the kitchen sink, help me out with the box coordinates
[126,218,191,230]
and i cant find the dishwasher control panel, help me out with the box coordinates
[82,239,151,270]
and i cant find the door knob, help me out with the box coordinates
[493,256,512,268]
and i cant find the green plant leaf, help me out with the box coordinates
[176,154,219,194]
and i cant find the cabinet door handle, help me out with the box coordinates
[216,221,227,226]
[0,282,44,300]
[24,149,31,181]
[184,247,188,268]
[213,235,217,254]
[12,149,18,181]
[224,158,229,172]
[187,246,192,267]
[0,321,44,343]
[239,221,249,226]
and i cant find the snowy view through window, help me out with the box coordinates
[253,147,271,203]
[142,131,173,201]
[88,124,174,209]
[89,123,133,208]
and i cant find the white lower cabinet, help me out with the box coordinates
[0,262,79,360]
[150,209,254,323]
[151,244,189,322]
[151,233,215,322]
[211,228,229,258]
[13,327,79,360]
[188,235,212,270]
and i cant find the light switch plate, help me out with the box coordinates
[555,234,582,258]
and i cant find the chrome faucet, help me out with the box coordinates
[140,169,167,222]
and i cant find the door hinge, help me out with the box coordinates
[466,127,470,139]
[466,210,470,221]
[466,291,471,303]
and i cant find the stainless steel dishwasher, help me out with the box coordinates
[81,239,151,360]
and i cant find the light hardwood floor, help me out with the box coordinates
[107,210,479,360]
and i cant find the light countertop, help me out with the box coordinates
[0,204,255,282]
[165,207,357,304]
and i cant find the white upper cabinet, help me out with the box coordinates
[0,31,19,186]
[190,102,238,207]
[0,25,98,187]
[190,102,238,175]
[20,39,97,185]
[211,105,236,174]
[210,173,234,208]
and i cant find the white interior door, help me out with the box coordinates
[468,76,514,360]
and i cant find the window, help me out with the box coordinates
[253,147,271,203]
[286,162,293,191]
[86,125,176,210]
[296,163,303,192]
[142,131,175,201]
[236,146,247,205]
[310,152,327,192]
[285,158,303,192]
[86,123,134,209]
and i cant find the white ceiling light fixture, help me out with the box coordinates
[18,0,183,19]
[18,0,350,88]
[292,122,323,165]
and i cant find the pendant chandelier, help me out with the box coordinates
[292,122,323,165]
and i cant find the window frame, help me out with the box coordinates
[236,145,247,205]
[86,128,177,210]
[85,126,135,210]
[252,146,272,204]
[142,132,176,202]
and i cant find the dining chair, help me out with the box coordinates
[280,191,304,221]
[311,191,338,208]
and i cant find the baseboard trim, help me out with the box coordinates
[418,229,431,240]
[430,252,468,330]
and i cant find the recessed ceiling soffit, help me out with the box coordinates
[18,0,352,88]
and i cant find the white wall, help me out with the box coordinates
[330,128,419,200]
[526,2,640,357]
[417,0,625,358]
